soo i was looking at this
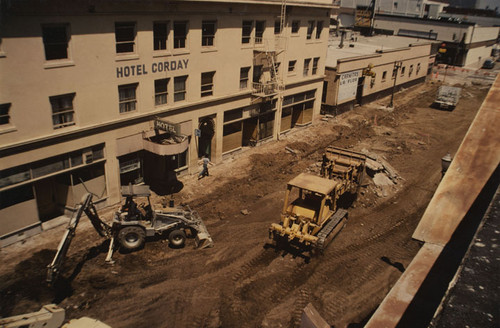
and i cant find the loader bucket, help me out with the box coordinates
[189,209,214,249]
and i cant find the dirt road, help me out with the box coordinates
[0,81,490,327]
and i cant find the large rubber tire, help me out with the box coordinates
[168,229,186,248]
[118,226,146,251]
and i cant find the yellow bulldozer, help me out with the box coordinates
[269,146,366,252]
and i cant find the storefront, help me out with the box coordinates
[280,90,316,132]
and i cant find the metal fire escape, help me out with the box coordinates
[252,0,287,99]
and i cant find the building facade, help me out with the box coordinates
[0,0,332,246]
[323,42,431,112]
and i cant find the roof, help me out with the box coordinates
[287,173,338,195]
[326,34,432,68]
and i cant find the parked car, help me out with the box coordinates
[482,59,495,69]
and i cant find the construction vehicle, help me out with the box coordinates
[0,304,111,328]
[434,85,461,110]
[269,147,366,252]
[46,184,213,285]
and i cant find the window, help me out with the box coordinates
[202,20,216,46]
[316,21,323,39]
[0,103,11,125]
[394,2,398,9]
[288,60,296,73]
[115,22,136,54]
[409,64,413,77]
[153,22,168,51]
[42,24,69,60]
[253,65,263,83]
[173,21,187,49]
[312,57,319,75]
[242,20,253,44]
[303,58,311,76]
[382,71,387,81]
[240,67,250,89]
[255,21,265,44]
[201,71,215,97]
[274,20,281,35]
[118,84,137,113]
[392,66,398,79]
[291,20,300,34]
[307,21,315,40]
[174,76,187,102]
[401,66,406,76]
[50,93,75,129]
[416,63,421,74]
[155,78,169,105]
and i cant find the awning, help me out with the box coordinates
[142,135,189,156]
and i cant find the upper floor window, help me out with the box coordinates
[115,22,136,54]
[274,20,281,35]
[118,84,137,113]
[255,21,265,44]
[409,64,414,77]
[316,21,323,39]
[416,63,421,74]
[291,20,300,34]
[201,71,215,97]
[0,103,11,125]
[242,20,253,44]
[382,71,387,81]
[50,93,75,129]
[153,21,168,51]
[312,57,319,75]
[202,20,216,47]
[288,60,297,73]
[155,78,169,106]
[303,58,311,76]
[240,67,250,89]
[174,21,187,49]
[307,21,315,40]
[174,76,187,102]
[42,24,69,60]
[401,66,406,76]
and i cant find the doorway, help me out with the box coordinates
[198,117,215,159]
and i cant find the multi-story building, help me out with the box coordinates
[0,0,332,246]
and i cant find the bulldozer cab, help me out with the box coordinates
[284,173,338,226]
[120,184,153,221]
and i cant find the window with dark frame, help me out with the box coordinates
[201,71,215,97]
[316,21,323,39]
[174,76,187,102]
[50,93,75,129]
[42,24,69,60]
[382,71,387,81]
[154,78,169,106]
[303,58,311,76]
[173,21,187,49]
[115,22,136,53]
[202,20,216,46]
[307,21,315,39]
[0,103,11,125]
[288,60,296,73]
[409,64,414,77]
[255,21,265,44]
[401,66,406,76]
[312,57,319,75]
[291,20,300,34]
[240,67,250,89]
[118,84,137,113]
[153,22,168,51]
[274,20,281,34]
[242,20,253,44]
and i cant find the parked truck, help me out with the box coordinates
[47,184,213,285]
[269,147,366,253]
[434,85,461,110]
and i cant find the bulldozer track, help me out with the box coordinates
[232,247,279,282]
[291,288,311,328]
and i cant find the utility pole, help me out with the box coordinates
[388,61,402,108]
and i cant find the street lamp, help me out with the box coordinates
[388,61,402,108]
